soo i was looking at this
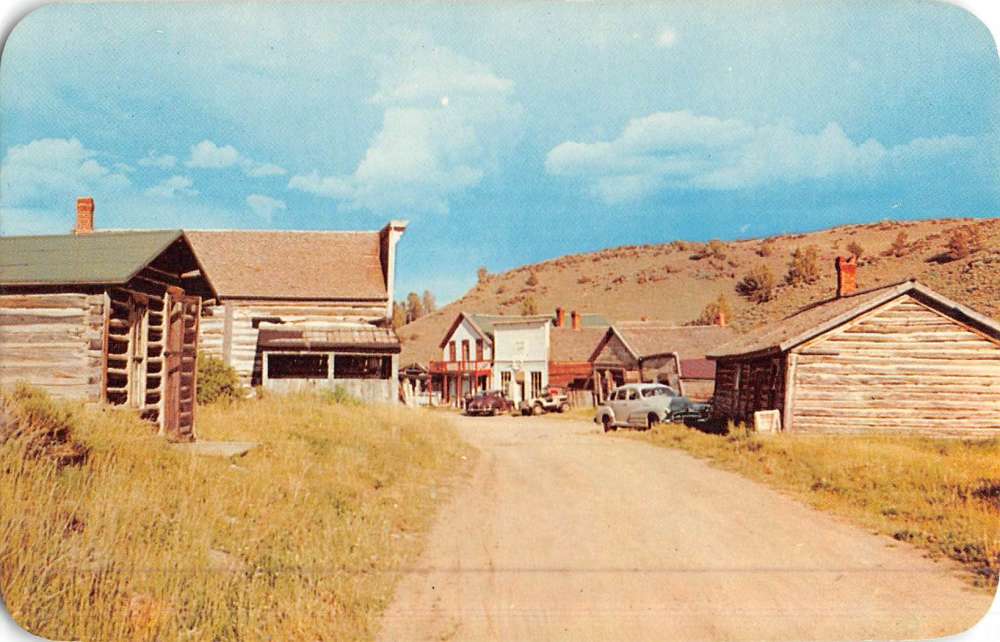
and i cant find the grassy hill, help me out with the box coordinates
[400,218,1000,366]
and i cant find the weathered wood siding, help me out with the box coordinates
[201,300,387,386]
[681,378,715,402]
[711,356,786,422]
[791,295,1000,436]
[640,354,680,389]
[0,293,105,401]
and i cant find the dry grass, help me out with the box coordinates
[629,422,1000,590]
[0,388,470,641]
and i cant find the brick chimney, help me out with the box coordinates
[75,197,95,234]
[571,310,581,331]
[555,307,565,328]
[836,255,858,297]
[715,309,727,327]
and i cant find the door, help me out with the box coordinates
[127,295,149,407]
[163,287,201,441]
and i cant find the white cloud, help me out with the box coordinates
[246,193,286,220]
[138,150,178,169]
[545,110,976,204]
[656,28,678,48]
[186,140,242,168]
[289,43,524,214]
[185,139,286,177]
[0,138,130,208]
[245,162,287,177]
[144,175,199,199]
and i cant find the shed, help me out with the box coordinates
[0,203,216,440]
[708,279,1000,436]
[187,222,406,402]
[590,322,735,401]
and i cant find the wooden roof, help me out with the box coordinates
[599,322,736,361]
[0,230,187,287]
[257,323,400,353]
[708,279,1000,360]
[186,230,387,300]
[549,326,610,362]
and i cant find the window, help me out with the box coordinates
[462,340,471,361]
[531,372,543,398]
[449,341,456,361]
[501,371,511,391]
[642,386,677,398]
[268,353,328,379]
[626,388,638,401]
[334,355,391,379]
[613,389,626,401]
[475,339,484,361]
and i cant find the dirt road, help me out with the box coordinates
[378,414,993,641]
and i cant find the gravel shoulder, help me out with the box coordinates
[377,414,993,642]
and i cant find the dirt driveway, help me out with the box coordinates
[378,414,993,642]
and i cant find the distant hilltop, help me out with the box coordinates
[399,217,1000,367]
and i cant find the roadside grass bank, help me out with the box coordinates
[629,422,1000,590]
[1,386,471,641]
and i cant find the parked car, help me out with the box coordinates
[594,383,710,432]
[519,388,570,415]
[465,390,516,416]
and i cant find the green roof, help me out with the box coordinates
[0,230,185,286]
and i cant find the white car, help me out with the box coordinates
[594,383,710,432]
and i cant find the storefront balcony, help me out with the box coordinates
[429,360,493,374]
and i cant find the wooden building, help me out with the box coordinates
[429,308,609,406]
[188,222,406,402]
[0,199,216,440]
[708,274,1000,436]
[590,322,735,402]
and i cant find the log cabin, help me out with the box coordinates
[0,198,216,441]
[187,221,407,402]
[589,322,735,402]
[708,259,1000,436]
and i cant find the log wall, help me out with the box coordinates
[0,293,105,401]
[790,295,1000,436]
[711,356,786,422]
[201,299,389,387]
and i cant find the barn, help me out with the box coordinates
[708,274,1000,436]
[0,199,216,440]
[589,322,735,402]
[188,221,407,403]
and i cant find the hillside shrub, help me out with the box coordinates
[692,294,733,325]
[757,240,775,257]
[526,272,539,287]
[736,265,776,303]
[520,296,539,315]
[947,227,982,261]
[846,241,865,260]
[785,245,821,285]
[196,352,243,405]
[889,231,909,257]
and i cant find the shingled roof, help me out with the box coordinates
[708,279,1000,360]
[549,326,610,362]
[0,230,187,286]
[186,230,387,300]
[610,322,737,361]
[257,323,400,352]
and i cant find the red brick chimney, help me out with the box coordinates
[715,309,727,327]
[571,310,581,331]
[555,307,565,328]
[75,197,94,235]
[836,255,858,297]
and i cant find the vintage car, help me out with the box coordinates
[594,383,710,431]
[519,387,571,415]
[465,390,516,416]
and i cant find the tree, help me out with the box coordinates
[947,227,981,261]
[391,301,407,330]
[520,296,539,315]
[405,292,424,323]
[890,231,909,257]
[846,241,865,260]
[693,294,733,326]
[785,245,821,285]
[477,266,490,283]
[421,290,437,315]
[526,271,539,287]
[737,265,776,303]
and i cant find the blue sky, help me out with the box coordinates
[1,1,998,303]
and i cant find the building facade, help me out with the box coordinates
[189,222,407,403]
[709,274,1000,436]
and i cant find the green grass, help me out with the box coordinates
[629,422,1000,589]
[1,388,471,641]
